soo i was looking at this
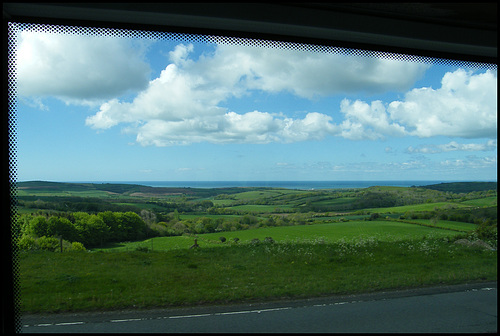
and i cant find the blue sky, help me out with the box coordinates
[14,25,497,182]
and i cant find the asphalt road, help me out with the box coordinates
[20,282,497,333]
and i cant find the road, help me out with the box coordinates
[21,282,497,333]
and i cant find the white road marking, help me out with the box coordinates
[169,314,212,319]
[111,318,144,323]
[24,287,497,328]
[215,310,253,316]
[55,321,85,326]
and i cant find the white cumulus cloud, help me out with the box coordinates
[85,43,429,145]
[339,99,406,140]
[215,44,429,98]
[132,111,338,146]
[388,69,497,138]
[338,69,497,140]
[16,30,151,104]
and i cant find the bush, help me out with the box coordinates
[70,242,86,251]
[250,238,260,245]
[135,246,150,252]
[18,235,38,251]
[475,224,497,248]
[264,237,275,244]
[37,236,60,252]
[219,236,227,243]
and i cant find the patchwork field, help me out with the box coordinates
[94,219,476,253]
[15,181,497,313]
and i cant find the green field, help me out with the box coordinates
[364,202,472,214]
[16,188,113,198]
[15,181,497,313]
[95,219,477,253]
[19,239,497,313]
[405,219,478,232]
[460,196,497,207]
[228,204,292,213]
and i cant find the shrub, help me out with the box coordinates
[233,237,240,243]
[70,242,86,251]
[250,238,260,245]
[37,236,60,252]
[219,236,227,243]
[264,237,275,244]
[18,235,38,251]
[475,224,497,248]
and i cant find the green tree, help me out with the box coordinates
[73,212,110,247]
[98,211,123,241]
[172,222,187,234]
[140,209,157,226]
[46,216,79,242]
[28,216,48,237]
[16,214,32,238]
[172,209,180,221]
[119,211,147,241]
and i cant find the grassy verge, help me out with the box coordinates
[19,238,496,313]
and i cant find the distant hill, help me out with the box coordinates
[421,182,497,193]
[16,181,253,198]
[17,180,498,197]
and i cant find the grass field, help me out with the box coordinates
[16,189,114,198]
[15,181,497,313]
[19,239,497,313]
[228,204,292,213]
[363,202,472,214]
[460,196,497,207]
[94,220,476,252]
[404,219,478,232]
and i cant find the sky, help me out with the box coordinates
[13,24,498,182]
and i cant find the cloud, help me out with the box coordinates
[388,69,497,138]
[132,111,339,146]
[16,30,151,104]
[85,42,428,145]
[339,99,406,140]
[440,155,497,169]
[214,44,429,98]
[338,69,497,140]
[407,140,497,154]
[84,42,495,146]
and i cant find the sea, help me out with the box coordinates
[75,180,457,190]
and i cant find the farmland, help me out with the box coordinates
[97,220,475,253]
[14,181,497,313]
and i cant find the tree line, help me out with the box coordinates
[15,209,318,251]
[16,211,148,250]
